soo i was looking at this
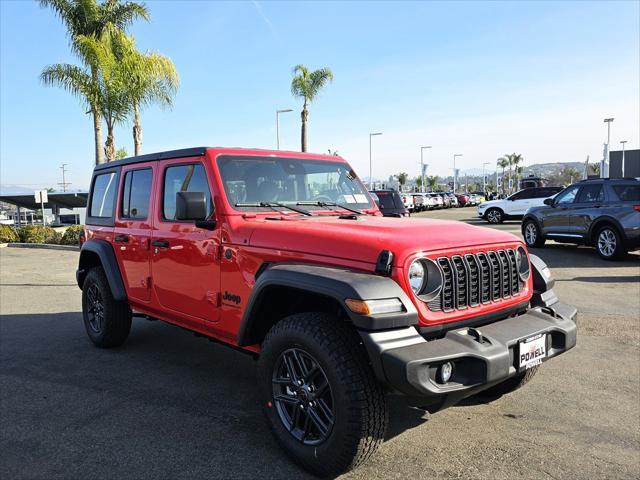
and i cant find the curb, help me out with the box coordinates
[4,243,79,252]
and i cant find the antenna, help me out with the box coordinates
[58,163,71,192]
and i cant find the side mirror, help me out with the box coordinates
[176,191,208,221]
[543,197,555,206]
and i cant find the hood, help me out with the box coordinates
[478,199,502,208]
[246,215,521,266]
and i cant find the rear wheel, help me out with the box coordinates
[485,208,504,224]
[595,225,626,260]
[523,219,545,248]
[82,267,132,348]
[257,313,388,477]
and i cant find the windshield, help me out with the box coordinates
[217,156,374,211]
[373,192,403,209]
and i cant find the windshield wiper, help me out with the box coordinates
[235,202,313,216]
[296,201,365,216]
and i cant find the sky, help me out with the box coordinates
[1,0,639,191]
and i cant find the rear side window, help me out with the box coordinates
[163,164,213,220]
[121,169,153,219]
[577,184,604,203]
[90,172,117,218]
[613,185,640,201]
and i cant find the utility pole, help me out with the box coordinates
[58,163,71,192]
[420,146,431,193]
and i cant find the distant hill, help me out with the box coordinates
[523,162,586,178]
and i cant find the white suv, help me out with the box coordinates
[478,187,563,223]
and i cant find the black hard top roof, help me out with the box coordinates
[94,147,207,171]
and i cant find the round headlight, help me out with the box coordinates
[408,260,425,294]
[516,246,530,280]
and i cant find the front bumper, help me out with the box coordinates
[359,302,576,411]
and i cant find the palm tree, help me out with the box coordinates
[510,153,524,192]
[396,172,408,190]
[290,65,333,152]
[39,0,149,164]
[76,26,132,161]
[496,157,509,193]
[123,46,179,156]
[589,163,601,176]
[427,176,438,192]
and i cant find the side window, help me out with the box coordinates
[163,164,212,220]
[576,184,604,203]
[90,172,117,218]
[121,168,153,219]
[613,185,640,201]
[555,185,580,205]
[510,190,530,201]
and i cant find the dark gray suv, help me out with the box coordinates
[522,178,640,260]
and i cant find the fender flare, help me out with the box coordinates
[529,254,557,308]
[236,263,419,346]
[586,216,626,245]
[76,239,127,301]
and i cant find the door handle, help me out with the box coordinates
[151,239,170,248]
[115,234,129,243]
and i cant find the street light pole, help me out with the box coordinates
[482,162,490,193]
[369,132,383,189]
[621,140,627,177]
[453,154,463,193]
[420,146,432,193]
[603,117,614,178]
[276,109,293,150]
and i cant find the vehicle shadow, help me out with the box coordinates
[0,312,428,479]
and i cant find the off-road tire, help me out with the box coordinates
[523,219,546,248]
[485,208,504,224]
[257,312,388,477]
[595,225,626,260]
[479,366,539,398]
[82,267,132,348]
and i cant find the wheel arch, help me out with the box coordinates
[76,239,127,301]
[237,263,418,347]
[587,216,625,246]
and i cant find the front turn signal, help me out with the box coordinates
[345,298,404,315]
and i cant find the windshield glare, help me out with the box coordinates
[217,156,374,211]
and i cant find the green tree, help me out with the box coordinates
[290,65,333,152]
[116,147,128,159]
[427,176,438,192]
[497,157,508,193]
[396,172,408,189]
[589,162,601,176]
[39,0,149,165]
[415,176,423,191]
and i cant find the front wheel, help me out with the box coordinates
[82,267,132,348]
[523,220,545,248]
[485,208,504,224]
[257,313,388,477]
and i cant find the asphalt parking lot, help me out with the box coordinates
[1,210,639,480]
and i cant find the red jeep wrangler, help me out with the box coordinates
[77,147,576,476]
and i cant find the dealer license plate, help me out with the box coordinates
[518,333,547,369]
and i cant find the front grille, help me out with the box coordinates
[428,249,522,312]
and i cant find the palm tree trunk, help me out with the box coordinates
[300,102,308,152]
[90,65,105,165]
[104,121,116,162]
[92,107,105,165]
[133,102,142,156]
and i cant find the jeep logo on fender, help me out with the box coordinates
[222,291,241,305]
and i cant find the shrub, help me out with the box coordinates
[17,225,58,244]
[46,230,63,245]
[61,225,83,245]
[0,225,19,243]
